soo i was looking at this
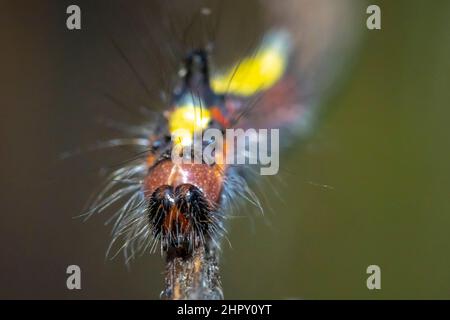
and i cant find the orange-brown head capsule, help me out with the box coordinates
[145,160,225,250]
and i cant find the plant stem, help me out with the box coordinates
[161,243,223,300]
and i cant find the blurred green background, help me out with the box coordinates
[1,0,449,299]
[226,1,450,298]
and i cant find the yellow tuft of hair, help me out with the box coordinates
[211,30,291,97]
[169,104,211,146]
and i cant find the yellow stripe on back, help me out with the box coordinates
[169,102,211,147]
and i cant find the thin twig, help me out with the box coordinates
[161,243,223,300]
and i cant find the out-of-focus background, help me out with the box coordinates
[1,0,450,299]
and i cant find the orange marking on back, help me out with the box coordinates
[210,106,230,128]
[146,154,156,166]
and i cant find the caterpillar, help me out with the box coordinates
[76,0,360,299]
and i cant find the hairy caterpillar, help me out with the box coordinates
[74,0,360,299]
